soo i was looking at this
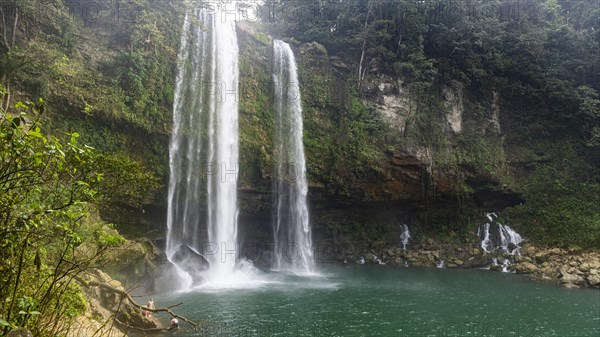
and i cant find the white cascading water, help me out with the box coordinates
[373,255,386,265]
[477,213,523,254]
[165,6,241,288]
[400,224,411,250]
[499,223,523,255]
[478,222,493,253]
[477,213,524,272]
[272,40,314,274]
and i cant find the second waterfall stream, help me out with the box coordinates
[272,40,315,274]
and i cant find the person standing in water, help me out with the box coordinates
[144,298,155,317]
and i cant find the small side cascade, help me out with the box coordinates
[373,255,386,265]
[499,224,523,255]
[500,258,511,273]
[357,256,365,265]
[477,213,524,273]
[436,260,445,269]
[477,222,493,253]
[400,224,411,251]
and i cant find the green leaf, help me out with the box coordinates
[15,101,27,109]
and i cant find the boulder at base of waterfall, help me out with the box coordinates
[169,244,210,286]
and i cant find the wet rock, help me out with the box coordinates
[490,264,503,272]
[78,268,164,335]
[558,268,585,286]
[579,262,591,272]
[563,282,581,289]
[522,244,536,257]
[108,279,122,288]
[534,251,549,263]
[7,329,32,337]
[169,244,209,286]
[514,262,537,274]
[587,274,600,287]
[549,248,562,255]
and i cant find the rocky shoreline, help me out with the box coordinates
[341,239,600,289]
[96,235,600,293]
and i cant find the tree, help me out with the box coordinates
[0,91,159,336]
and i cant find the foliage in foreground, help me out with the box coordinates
[0,94,158,336]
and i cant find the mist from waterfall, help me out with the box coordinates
[165,7,240,288]
[272,40,314,274]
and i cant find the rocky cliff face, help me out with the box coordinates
[110,22,524,247]
[223,23,525,250]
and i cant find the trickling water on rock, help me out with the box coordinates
[165,7,241,288]
[400,224,411,251]
[272,40,314,274]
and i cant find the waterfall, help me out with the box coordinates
[477,213,524,272]
[477,213,523,255]
[478,222,493,253]
[499,224,523,255]
[166,6,240,287]
[272,40,314,274]
[400,224,411,251]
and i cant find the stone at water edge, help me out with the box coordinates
[586,274,600,287]
[489,264,503,272]
[449,258,464,266]
[514,262,538,274]
[558,268,585,286]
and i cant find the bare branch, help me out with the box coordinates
[76,276,198,331]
